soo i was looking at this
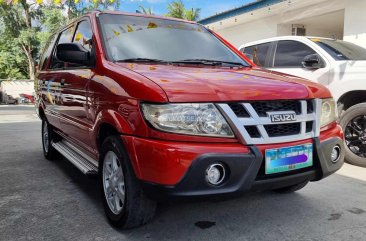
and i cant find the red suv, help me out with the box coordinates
[35,11,344,229]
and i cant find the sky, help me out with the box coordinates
[118,0,255,20]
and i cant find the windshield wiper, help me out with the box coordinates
[115,58,167,63]
[172,59,247,67]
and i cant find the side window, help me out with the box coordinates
[274,40,316,67]
[73,20,93,52]
[243,42,271,67]
[39,34,58,70]
[50,27,74,69]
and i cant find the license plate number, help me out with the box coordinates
[265,144,313,174]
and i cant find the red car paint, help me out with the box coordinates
[35,11,343,188]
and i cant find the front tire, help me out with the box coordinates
[99,136,156,229]
[42,119,59,160]
[340,103,366,167]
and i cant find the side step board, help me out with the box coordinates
[52,140,98,175]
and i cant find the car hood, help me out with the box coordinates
[116,63,331,102]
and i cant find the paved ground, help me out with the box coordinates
[1,105,366,241]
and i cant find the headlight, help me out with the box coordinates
[320,98,338,127]
[141,103,234,137]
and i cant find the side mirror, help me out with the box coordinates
[302,54,323,69]
[244,53,254,62]
[56,43,91,66]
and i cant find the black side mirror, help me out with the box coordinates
[56,43,91,66]
[244,53,254,62]
[302,54,323,69]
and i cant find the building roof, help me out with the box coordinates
[198,0,284,25]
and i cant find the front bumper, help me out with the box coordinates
[122,125,344,200]
[142,137,344,200]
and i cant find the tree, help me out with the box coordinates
[166,1,200,21]
[185,7,200,21]
[0,0,119,80]
[166,0,185,19]
[138,5,153,15]
[0,0,42,80]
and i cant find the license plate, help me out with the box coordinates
[265,144,313,174]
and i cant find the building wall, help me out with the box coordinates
[216,18,278,47]
[344,0,366,48]
[212,0,365,49]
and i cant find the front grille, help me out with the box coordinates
[228,103,250,117]
[306,121,313,133]
[217,99,320,144]
[264,123,300,137]
[251,100,301,117]
[245,126,261,138]
[307,100,314,113]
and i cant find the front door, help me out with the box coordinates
[268,40,330,86]
[51,19,95,155]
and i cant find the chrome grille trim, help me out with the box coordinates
[217,99,321,145]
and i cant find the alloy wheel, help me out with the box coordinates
[345,115,366,158]
[103,151,126,215]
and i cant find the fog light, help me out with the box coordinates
[205,163,225,185]
[331,145,341,163]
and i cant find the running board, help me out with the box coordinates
[52,140,98,175]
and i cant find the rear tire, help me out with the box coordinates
[99,136,156,229]
[340,103,366,168]
[41,119,59,160]
[273,180,309,193]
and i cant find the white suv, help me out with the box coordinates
[240,36,366,167]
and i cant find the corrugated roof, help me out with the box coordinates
[198,0,283,25]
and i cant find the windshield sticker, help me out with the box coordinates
[75,32,82,41]
[147,22,158,29]
[127,25,134,32]
[113,30,120,36]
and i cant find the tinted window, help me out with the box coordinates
[243,42,271,67]
[73,20,93,52]
[311,38,366,60]
[39,34,58,70]
[50,27,74,69]
[274,40,316,67]
[98,14,248,66]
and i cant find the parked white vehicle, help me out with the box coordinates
[240,36,366,167]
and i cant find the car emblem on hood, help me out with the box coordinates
[268,111,297,123]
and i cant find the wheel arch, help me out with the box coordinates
[337,90,366,114]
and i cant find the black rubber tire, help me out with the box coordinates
[99,136,156,229]
[273,180,309,193]
[41,119,60,160]
[340,103,366,168]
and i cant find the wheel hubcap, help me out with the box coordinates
[345,115,366,158]
[103,151,125,215]
[43,122,49,153]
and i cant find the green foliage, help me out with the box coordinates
[166,0,185,19]
[185,7,200,21]
[0,0,201,80]
[139,5,153,15]
[166,0,200,21]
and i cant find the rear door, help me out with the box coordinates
[268,40,330,86]
[37,31,65,129]
[52,19,95,155]
[241,42,273,68]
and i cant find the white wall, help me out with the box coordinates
[213,0,366,49]
[216,18,278,47]
[344,0,366,48]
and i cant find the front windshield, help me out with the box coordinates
[98,14,248,65]
[310,38,366,61]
